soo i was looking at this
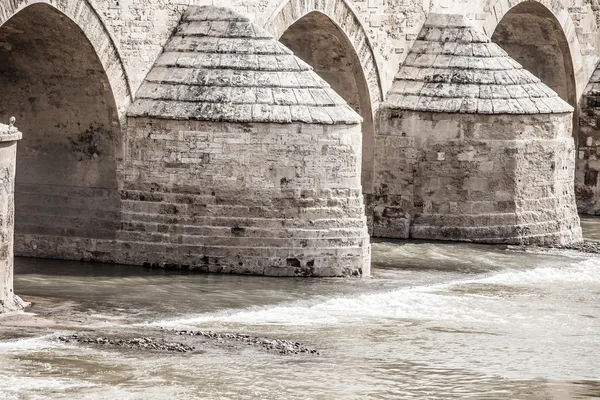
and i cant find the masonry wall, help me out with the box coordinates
[0,0,598,135]
[117,118,370,276]
[0,0,599,193]
[0,0,598,274]
[0,0,590,123]
[57,0,600,223]
[373,110,582,244]
[9,118,371,276]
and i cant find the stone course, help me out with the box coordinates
[127,6,360,125]
[387,13,573,115]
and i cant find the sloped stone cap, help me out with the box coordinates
[128,6,361,125]
[0,122,22,142]
[386,13,573,115]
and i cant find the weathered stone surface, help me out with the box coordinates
[277,11,378,205]
[374,107,582,245]
[373,14,582,245]
[128,6,361,125]
[386,13,573,115]
[117,118,370,276]
[116,7,371,277]
[1,0,599,292]
[0,123,27,313]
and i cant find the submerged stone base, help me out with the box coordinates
[373,110,582,245]
[17,229,370,278]
[17,221,370,279]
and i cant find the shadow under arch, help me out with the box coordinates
[0,3,123,261]
[491,2,578,110]
[491,2,594,213]
[279,11,376,196]
[0,0,133,119]
[491,1,579,149]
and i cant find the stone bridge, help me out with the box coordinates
[1,0,600,307]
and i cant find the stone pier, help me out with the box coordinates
[0,121,26,312]
[124,6,371,277]
[372,14,582,245]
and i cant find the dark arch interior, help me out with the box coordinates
[279,12,375,194]
[492,3,578,131]
[0,4,121,259]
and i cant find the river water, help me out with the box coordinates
[1,224,600,399]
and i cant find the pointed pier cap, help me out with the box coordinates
[128,6,361,125]
[387,13,573,115]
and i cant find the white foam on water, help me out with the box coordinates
[0,335,57,353]
[457,257,600,286]
[0,310,38,321]
[142,256,600,329]
[142,283,501,328]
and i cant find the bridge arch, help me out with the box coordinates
[0,2,126,261]
[486,1,597,213]
[0,0,132,116]
[483,0,584,101]
[265,0,383,104]
[265,2,382,194]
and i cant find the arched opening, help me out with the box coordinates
[0,4,121,260]
[279,11,375,196]
[491,2,578,132]
[492,2,587,213]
